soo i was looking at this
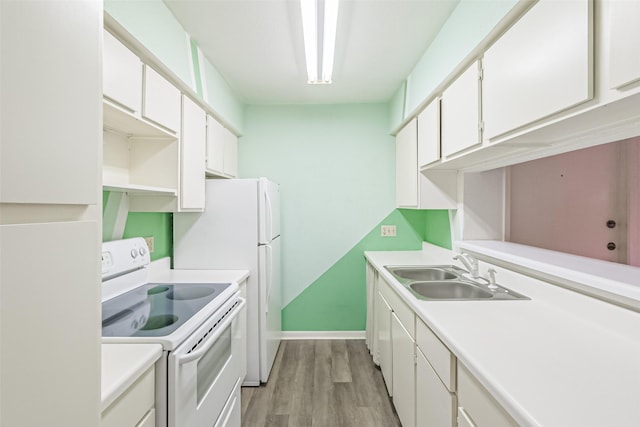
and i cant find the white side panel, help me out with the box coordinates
[180,96,206,211]
[259,178,281,243]
[1,221,101,427]
[173,179,261,384]
[258,237,282,382]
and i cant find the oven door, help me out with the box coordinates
[168,297,246,427]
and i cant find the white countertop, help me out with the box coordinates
[365,243,640,427]
[101,343,162,411]
[147,257,250,284]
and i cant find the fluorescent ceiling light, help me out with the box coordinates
[301,0,339,84]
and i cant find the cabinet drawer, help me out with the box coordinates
[458,363,518,427]
[379,278,414,338]
[102,367,155,427]
[416,318,456,392]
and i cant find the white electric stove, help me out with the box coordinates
[101,238,247,427]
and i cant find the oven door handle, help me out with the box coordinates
[177,298,246,365]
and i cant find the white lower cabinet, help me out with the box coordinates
[102,366,156,427]
[367,263,520,427]
[457,363,518,427]
[416,348,456,427]
[376,290,393,396]
[136,409,155,427]
[391,312,416,427]
[457,407,477,427]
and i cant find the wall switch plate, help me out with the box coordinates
[381,225,397,237]
[145,236,155,253]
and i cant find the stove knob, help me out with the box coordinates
[130,249,138,259]
[139,247,147,256]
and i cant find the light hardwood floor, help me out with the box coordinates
[241,339,401,427]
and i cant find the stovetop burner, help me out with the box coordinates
[102,282,231,338]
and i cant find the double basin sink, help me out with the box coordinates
[385,265,529,301]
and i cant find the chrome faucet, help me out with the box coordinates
[454,253,479,278]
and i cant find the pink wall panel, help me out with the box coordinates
[509,141,635,264]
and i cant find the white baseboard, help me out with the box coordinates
[281,331,366,340]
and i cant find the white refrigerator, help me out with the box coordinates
[173,178,282,385]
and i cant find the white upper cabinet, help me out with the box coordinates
[441,61,481,158]
[396,118,419,207]
[143,65,182,134]
[206,115,238,178]
[608,0,640,89]
[396,116,458,209]
[417,98,440,167]
[482,0,593,140]
[103,30,142,113]
[1,0,100,205]
[180,96,206,211]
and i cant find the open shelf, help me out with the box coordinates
[103,183,177,196]
[103,99,176,140]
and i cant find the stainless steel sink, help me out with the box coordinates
[393,268,457,281]
[385,265,467,284]
[408,281,493,300]
[384,264,529,301]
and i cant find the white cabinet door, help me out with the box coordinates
[416,348,456,427]
[483,0,593,140]
[180,96,206,211]
[376,291,393,396]
[396,118,419,207]
[391,312,415,427]
[441,61,481,157]
[417,98,440,167]
[365,262,376,357]
[608,0,640,89]
[458,364,518,427]
[143,65,181,133]
[224,131,238,178]
[1,0,100,205]
[103,30,142,113]
[206,115,238,178]
[458,407,478,427]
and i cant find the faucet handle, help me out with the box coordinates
[487,268,498,290]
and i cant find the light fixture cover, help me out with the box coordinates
[301,0,339,84]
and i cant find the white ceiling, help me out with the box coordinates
[164,0,459,105]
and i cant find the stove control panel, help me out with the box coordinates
[102,237,151,280]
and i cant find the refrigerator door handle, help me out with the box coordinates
[265,244,272,315]
[264,190,273,243]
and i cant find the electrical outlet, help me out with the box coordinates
[144,236,155,253]
[381,225,397,237]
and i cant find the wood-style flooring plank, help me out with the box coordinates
[241,339,400,427]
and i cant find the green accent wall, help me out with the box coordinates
[102,191,172,261]
[282,209,451,331]
[123,212,173,261]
